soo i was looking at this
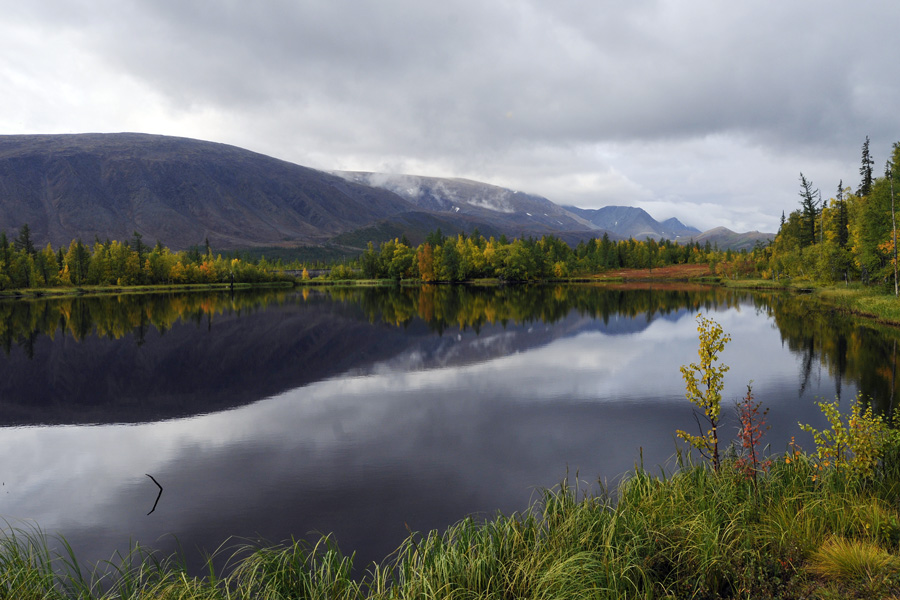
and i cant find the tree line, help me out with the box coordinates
[343,229,759,282]
[0,228,288,290]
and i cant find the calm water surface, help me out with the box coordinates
[0,284,897,572]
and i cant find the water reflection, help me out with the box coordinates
[763,293,900,412]
[0,284,898,573]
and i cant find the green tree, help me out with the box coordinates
[858,135,875,197]
[835,180,849,249]
[388,241,416,280]
[63,239,91,285]
[14,223,36,256]
[425,228,444,248]
[850,151,898,285]
[798,173,820,249]
[677,313,732,472]
[146,243,176,284]
[0,232,10,289]
[35,244,60,286]
[435,241,460,281]
[886,149,899,296]
[131,231,146,284]
[361,242,379,279]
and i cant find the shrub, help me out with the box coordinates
[734,382,771,484]
[800,394,895,479]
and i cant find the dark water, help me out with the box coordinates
[0,284,897,572]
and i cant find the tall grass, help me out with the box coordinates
[0,521,63,599]
[4,452,900,599]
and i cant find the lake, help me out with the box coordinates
[0,283,897,573]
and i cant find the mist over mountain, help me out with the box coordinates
[0,133,771,251]
[333,171,599,238]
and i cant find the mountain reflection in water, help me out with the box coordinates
[0,284,897,573]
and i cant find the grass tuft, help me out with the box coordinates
[809,536,899,583]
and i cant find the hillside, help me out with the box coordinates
[0,133,414,249]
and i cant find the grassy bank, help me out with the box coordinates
[723,278,900,326]
[815,287,900,325]
[5,450,900,599]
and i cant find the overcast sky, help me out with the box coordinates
[2,1,898,232]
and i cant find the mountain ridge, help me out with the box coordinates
[0,133,414,249]
[0,133,773,251]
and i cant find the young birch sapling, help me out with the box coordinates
[677,313,731,472]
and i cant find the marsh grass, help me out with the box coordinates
[4,454,900,599]
[229,534,360,600]
[0,522,63,599]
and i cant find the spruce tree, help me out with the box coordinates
[14,223,36,256]
[836,180,849,248]
[858,136,874,197]
[887,157,898,296]
[798,173,819,248]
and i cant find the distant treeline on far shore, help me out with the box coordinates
[0,226,288,289]
[342,229,760,282]
[0,223,764,290]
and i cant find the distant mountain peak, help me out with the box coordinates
[562,205,700,241]
[692,226,774,251]
[660,217,700,234]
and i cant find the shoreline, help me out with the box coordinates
[0,280,294,300]
[3,273,899,329]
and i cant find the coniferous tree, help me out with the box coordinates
[798,173,819,248]
[887,156,898,296]
[14,223,36,256]
[0,232,9,266]
[858,136,875,197]
[836,180,849,248]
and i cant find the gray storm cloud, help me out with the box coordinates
[1,0,898,232]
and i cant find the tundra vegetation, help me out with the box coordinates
[4,316,900,599]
